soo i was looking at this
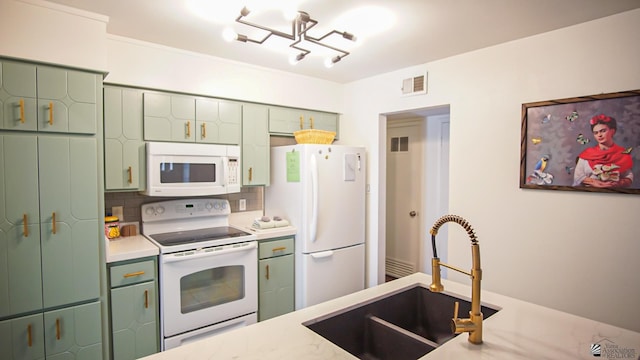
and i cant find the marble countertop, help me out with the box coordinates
[140,272,640,360]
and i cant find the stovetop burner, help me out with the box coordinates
[149,226,251,247]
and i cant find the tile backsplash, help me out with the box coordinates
[104,186,264,224]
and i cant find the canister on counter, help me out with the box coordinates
[105,216,120,239]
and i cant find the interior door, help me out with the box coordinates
[386,120,423,278]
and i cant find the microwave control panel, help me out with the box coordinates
[228,158,239,185]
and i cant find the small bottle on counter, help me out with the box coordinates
[105,216,120,239]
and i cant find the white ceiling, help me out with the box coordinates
[45,0,640,83]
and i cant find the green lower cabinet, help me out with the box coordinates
[44,302,103,360]
[0,302,102,360]
[258,237,294,322]
[109,258,159,360]
[111,282,158,360]
[0,313,45,360]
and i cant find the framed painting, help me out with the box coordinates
[520,90,640,194]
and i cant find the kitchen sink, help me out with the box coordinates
[303,285,500,360]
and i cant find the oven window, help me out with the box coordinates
[180,265,245,314]
[160,162,216,183]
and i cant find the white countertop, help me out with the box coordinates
[229,210,297,240]
[140,272,640,360]
[106,212,296,263]
[105,234,159,263]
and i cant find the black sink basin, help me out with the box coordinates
[304,285,500,360]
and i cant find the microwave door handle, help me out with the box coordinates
[162,242,257,263]
[222,157,229,188]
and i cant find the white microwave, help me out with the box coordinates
[142,142,241,197]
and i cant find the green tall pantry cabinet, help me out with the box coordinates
[0,59,103,359]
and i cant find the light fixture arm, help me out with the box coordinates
[232,7,356,64]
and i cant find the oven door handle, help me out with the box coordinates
[163,241,257,263]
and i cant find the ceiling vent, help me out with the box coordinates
[401,73,427,96]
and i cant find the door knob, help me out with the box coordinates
[409,211,417,217]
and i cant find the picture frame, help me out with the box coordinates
[520,90,640,194]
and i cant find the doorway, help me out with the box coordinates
[384,108,450,281]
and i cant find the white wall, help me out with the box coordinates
[0,0,108,71]
[342,9,640,332]
[104,36,344,112]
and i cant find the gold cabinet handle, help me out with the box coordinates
[23,214,29,237]
[19,99,25,123]
[51,212,56,234]
[55,318,61,340]
[201,123,206,139]
[272,246,286,252]
[248,167,253,182]
[265,264,270,280]
[123,271,145,278]
[144,289,149,309]
[310,116,314,129]
[127,166,133,184]
[48,102,54,125]
[27,324,33,347]
[299,115,304,130]
[186,121,191,137]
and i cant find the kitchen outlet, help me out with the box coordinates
[239,199,246,211]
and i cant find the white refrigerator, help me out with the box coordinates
[265,144,366,309]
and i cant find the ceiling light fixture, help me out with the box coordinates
[227,6,358,66]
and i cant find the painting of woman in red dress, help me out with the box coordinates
[572,114,633,188]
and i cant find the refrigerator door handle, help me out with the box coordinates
[310,250,334,259]
[310,153,318,243]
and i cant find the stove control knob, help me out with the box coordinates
[156,206,165,214]
[205,202,213,210]
[145,207,155,215]
[213,202,221,210]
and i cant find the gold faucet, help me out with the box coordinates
[429,215,483,344]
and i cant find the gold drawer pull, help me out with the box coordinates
[27,324,33,347]
[19,99,25,123]
[272,246,286,252]
[55,318,61,340]
[144,289,149,308]
[127,166,133,184]
[49,102,54,125]
[248,167,253,182]
[201,123,206,138]
[265,264,270,280]
[123,271,145,278]
[186,121,191,137]
[310,116,314,129]
[23,214,29,237]
[51,212,56,234]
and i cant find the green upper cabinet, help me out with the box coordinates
[143,92,194,142]
[0,61,97,134]
[104,86,146,191]
[36,66,98,134]
[195,98,241,144]
[268,106,339,137]
[0,134,100,318]
[242,104,269,186]
[0,61,38,131]
[143,91,241,144]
